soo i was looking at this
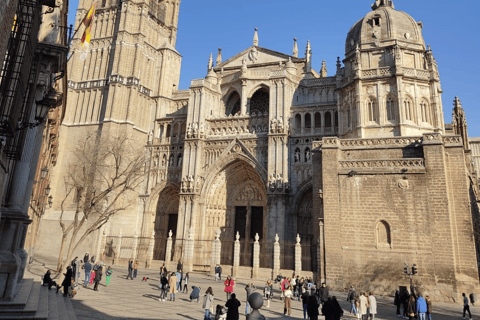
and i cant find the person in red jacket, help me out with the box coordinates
[224,276,235,300]
[281,277,290,300]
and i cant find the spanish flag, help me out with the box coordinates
[81,1,97,45]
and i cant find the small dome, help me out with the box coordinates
[346,0,425,54]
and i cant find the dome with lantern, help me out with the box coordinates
[345,0,425,54]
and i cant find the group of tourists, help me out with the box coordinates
[158,261,190,302]
[346,287,377,320]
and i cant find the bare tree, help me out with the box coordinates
[56,133,146,271]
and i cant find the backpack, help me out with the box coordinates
[283,282,289,290]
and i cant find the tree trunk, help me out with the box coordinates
[57,234,68,272]
[64,228,79,271]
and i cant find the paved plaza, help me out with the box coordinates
[24,256,479,320]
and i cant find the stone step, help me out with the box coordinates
[0,279,34,310]
[34,285,48,320]
[23,281,41,314]
[46,288,58,320]
[55,291,68,320]
[63,296,76,320]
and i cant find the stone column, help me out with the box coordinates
[165,230,173,270]
[184,227,194,272]
[241,79,247,115]
[210,229,221,275]
[132,231,139,262]
[295,234,302,275]
[146,230,155,268]
[232,232,240,277]
[252,233,260,279]
[273,234,280,279]
[114,229,122,266]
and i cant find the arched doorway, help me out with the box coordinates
[203,159,267,267]
[153,186,180,260]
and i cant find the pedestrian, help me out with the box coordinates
[281,277,290,300]
[133,260,139,279]
[83,259,92,287]
[225,293,241,320]
[42,270,60,291]
[177,269,183,292]
[348,286,357,314]
[91,255,96,263]
[463,292,473,320]
[301,290,309,319]
[83,252,89,263]
[264,279,273,308]
[93,266,102,291]
[321,297,335,320]
[394,289,401,316]
[177,259,183,272]
[127,260,133,280]
[416,294,427,320]
[425,295,433,320]
[89,268,95,285]
[160,263,167,276]
[224,276,234,300]
[368,292,377,320]
[359,292,368,320]
[245,283,256,314]
[320,283,329,307]
[284,285,293,316]
[61,266,73,297]
[402,290,410,319]
[105,266,113,286]
[307,295,320,320]
[355,296,362,320]
[68,279,78,298]
[190,285,201,302]
[168,272,177,301]
[332,296,344,320]
[72,257,80,285]
[183,272,189,293]
[407,295,416,320]
[203,287,215,319]
[159,273,168,301]
[215,264,222,282]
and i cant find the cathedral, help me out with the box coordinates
[34,0,480,301]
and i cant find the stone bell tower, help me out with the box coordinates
[50,0,182,220]
[338,0,444,138]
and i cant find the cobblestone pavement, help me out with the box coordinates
[25,257,479,320]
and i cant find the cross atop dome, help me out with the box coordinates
[371,0,394,10]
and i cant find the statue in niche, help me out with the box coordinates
[186,123,192,139]
[177,154,182,167]
[295,149,300,163]
[192,123,198,137]
[162,154,166,167]
[305,148,311,162]
[270,118,277,133]
[153,155,159,167]
[148,130,153,143]
[277,116,284,132]
[169,154,175,167]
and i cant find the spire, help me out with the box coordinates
[320,60,327,78]
[336,57,342,74]
[208,53,213,71]
[253,28,259,46]
[452,96,470,150]
[293,38,298,58]
[305,40,312,73]
[216,48,222,65]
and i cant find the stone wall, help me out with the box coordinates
[314,134,480,302]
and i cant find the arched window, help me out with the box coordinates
[227,91,241,116]
[305,113,311,129]
[367,98,376,122]
[295,114,301,129]
[314,112,321,128]
[325,112,332,128]
[347,108,351,128]
[166,124,171,138]
[334,111,339,127]
[173,123,179,137]
[404,98,414,122]
[249,88,269,115]
[420,100,429,123]
[159,125,164,138]
[376,221,391,248]
[386,97,396,121]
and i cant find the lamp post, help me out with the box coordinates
[404,262,418,294]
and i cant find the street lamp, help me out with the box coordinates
[45,185,51,196]
[41,167,48,179]
[48,195,53,208]
[18,98,55,130]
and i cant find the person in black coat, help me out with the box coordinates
[394,290,401,316]
[319,283,329,306]
[332,296,344,320]
[93,266,103,291]
[322,297,335,320]
[43,270,60,291]
[61,266,73,297]
[225,293,241,320]
[307,295,320,320]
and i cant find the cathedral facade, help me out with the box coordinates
[37,0,480,301]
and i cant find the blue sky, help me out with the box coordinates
[68,0,480,136]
